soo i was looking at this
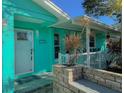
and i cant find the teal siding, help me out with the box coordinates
[2,0,58,92]
[34,28,53,72]
[96,32,106,51]
[3,0,57,23]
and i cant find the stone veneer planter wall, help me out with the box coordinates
[82,66,122,92]
[53,64,122,93]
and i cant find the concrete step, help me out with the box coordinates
[15,73,53,93]
[70,79,121,93]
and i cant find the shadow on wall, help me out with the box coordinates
[3,77,14,93]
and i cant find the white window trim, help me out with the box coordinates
[89,33,96,48]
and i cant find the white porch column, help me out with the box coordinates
[86,26,90,67]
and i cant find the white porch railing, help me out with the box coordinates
[58,52,106,69]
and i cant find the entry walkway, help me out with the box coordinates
[14,73,53,93]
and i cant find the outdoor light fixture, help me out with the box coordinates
[2,19,7,28]
[36,30,39,37]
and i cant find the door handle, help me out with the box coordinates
[31,56,32,61]
[31,49,32,54]
[31,49,33,60]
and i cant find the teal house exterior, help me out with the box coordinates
[2,0,121,93]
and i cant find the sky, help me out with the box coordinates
[52,0,116,25]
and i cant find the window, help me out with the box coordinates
[54,34,60,59]
[17,32,28,40]
[54,34,59,45]
[89,33,95,48]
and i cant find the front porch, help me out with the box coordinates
[53,16,121,69]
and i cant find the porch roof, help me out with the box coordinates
[50,16,121,34]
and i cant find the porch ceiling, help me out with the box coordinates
[51,16,121,34]
[14,14,56,27]
[14,15,44,24]
[50,20,83,31]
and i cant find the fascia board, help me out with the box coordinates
[33,0,70,22]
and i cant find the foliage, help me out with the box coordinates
[82,0,122,23]
[106,37,122,71]
[65,34,81,54]
[64,34,81,66]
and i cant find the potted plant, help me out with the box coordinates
[64,34,81,66]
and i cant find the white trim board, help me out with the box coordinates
[33,0,70,22]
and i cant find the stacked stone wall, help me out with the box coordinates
[53,65,122,93]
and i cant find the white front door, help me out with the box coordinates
[15,29,34,75]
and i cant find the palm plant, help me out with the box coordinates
[106,36,122,73]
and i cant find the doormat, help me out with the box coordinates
[15,75,41,84]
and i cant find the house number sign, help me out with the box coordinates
[39,39,47,44]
